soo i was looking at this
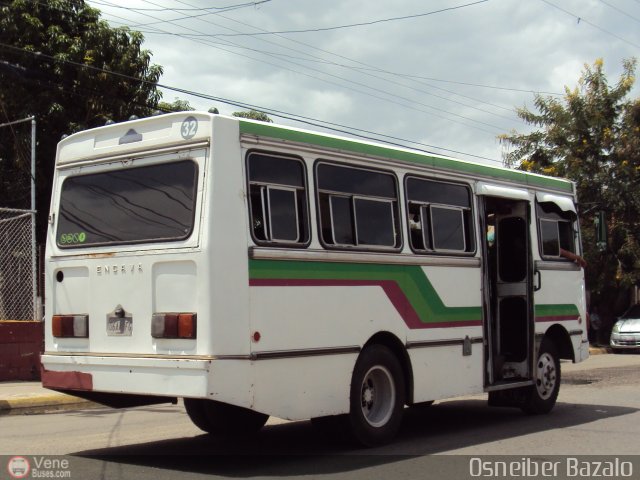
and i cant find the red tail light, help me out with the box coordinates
[52,315,89,338]
[152,313,197,339]
[178,314,197,339]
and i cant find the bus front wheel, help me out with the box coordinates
[348,345,405,447]
[184,398,269,435]
[521,339,560,414]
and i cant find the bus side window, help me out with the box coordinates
[537,201,577,259]
[247,152,309,246]
[405,176,474,255]
[316,162,401,250]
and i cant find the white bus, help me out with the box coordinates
[42,112,588,446]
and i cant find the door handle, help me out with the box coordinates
[534,269,542,292]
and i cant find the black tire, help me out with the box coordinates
[184,398,211,432]
[521,339,560,414]
[347,345,405,447]
[184,398,269,435]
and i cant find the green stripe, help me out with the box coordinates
[239,121,573,192]
[249,259,482,325]
[534,304,580,318]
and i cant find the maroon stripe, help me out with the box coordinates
[41,368,93,391]
[250,278,482,329]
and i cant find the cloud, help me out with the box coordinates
[93,0,640,164]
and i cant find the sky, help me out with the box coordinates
[87,0,640,167]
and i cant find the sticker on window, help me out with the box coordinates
[59,232,87,245]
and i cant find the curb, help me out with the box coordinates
[589,346,611,355]
[0,393,91,412]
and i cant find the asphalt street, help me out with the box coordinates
[1,354,639,479]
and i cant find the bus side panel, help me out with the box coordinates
[247,261,484,418]
[409,341,484,402]
[251,355,357,420]
[407,265,484,402]
[249,284,404,351]
[248,282,405,420]
[534,267,588,361]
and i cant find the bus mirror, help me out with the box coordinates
[595,210,607,252]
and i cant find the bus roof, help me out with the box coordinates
[238,119,574,194]
[55,112,574,194]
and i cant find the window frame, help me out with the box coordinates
[265,185,301,243]
[328,193,354,246]
[246,150,310,248]
[536,200,578,262]
[315,160,402,252]
[404,175,476,256]
[56,159,199,249]
[353,195,397,248]
[429,204,467,253]
[539,218,561,258]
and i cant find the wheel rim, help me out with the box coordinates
[360,365,396,427]
[535,352,557,400]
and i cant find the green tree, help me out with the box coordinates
[158,97,194,112]
[232,109,273,122]
[500,58,640,317]
[0,0,162,239]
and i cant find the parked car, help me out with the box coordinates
[610,304,640,352]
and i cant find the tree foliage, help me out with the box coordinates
[158,97,194,113]
[232,109,273,122]
[0,0,162,238]
[500,58,640,316]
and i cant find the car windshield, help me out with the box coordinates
[56,160,198,248]
[621,304,640,319]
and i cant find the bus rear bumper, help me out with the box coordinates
[41,353,212,399]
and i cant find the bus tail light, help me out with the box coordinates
[52,315,89,338]
[152,313,197,339]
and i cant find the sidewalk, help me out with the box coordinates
[0,382,91,413]
[0,346,613,414]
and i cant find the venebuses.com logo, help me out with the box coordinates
[6,456,71,478]
[7,456,30,479]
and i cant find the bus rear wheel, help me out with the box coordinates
[521,339,560,414]
[347,345,405,447]
[184,398,269,435]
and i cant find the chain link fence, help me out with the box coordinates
[0,207,36,320]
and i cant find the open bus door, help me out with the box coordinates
[479,187,535,390]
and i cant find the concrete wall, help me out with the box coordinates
[0,321,43,381]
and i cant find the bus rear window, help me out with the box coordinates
[56,160,198,248]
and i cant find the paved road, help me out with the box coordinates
[1,354,639,479]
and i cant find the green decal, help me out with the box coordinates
[59,232,87,245]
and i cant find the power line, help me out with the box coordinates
[140,26,517,122]
[140,0,489,37]
[598,0,640,25]
[130,8,558,100]
[87,0,555,115]
[94,0,508,134]
[134,8,521,115]
[372,71,564,96]
[205,5,561,99]
[0,41,503,164]
[540,0,640,49]
[108,0,515,119]
[120,0,272,27]
[168,0,542,110]
[90,0,271,12]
